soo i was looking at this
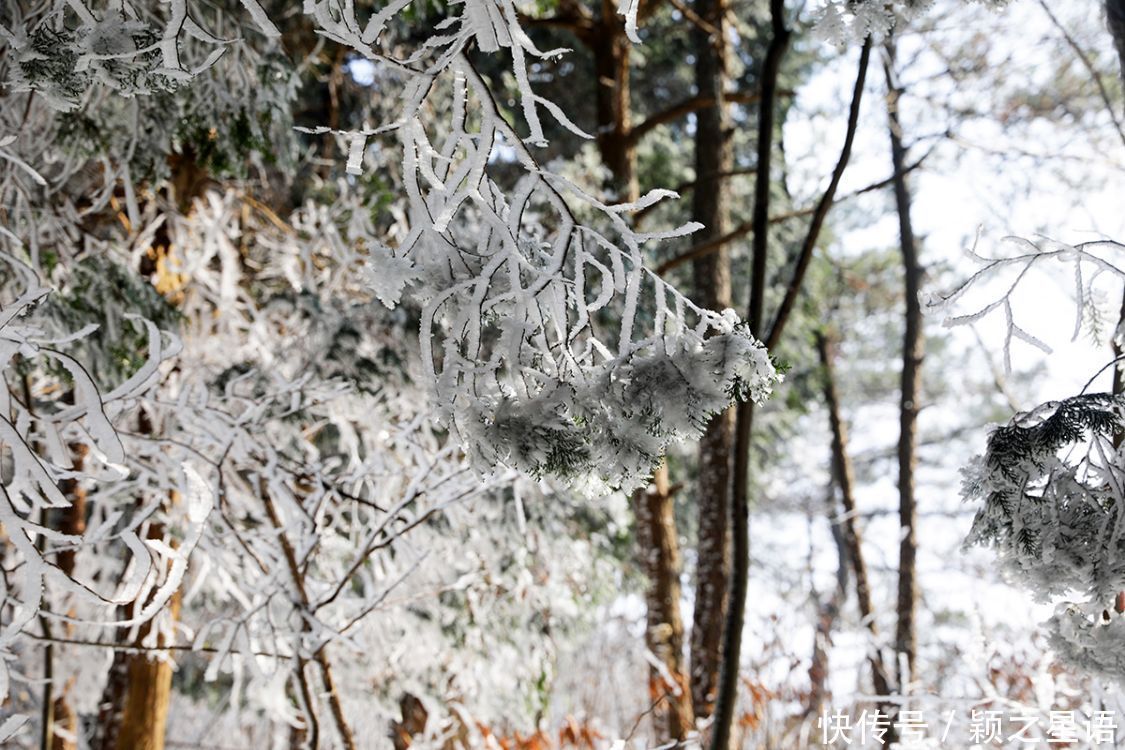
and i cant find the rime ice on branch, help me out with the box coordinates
[962,393,1125,681]
[939,235,1125,682]
[0,0,782,741]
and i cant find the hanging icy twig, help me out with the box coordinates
[930,235,1125,373]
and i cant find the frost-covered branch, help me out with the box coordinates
[962,393,1125,680]
[930,236,1125,373]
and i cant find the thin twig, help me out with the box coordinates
[1036,0,1125,151]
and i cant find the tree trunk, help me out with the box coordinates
[592,0,636,201]
[112,478,185,750]
[816,331,896,737]
[47,441,88,750]
[688,0,735,724]
[90,415,178,750]
[632,465,694,740]
[589,7,695,738]
[1107,0,1125,415]
[115,590,181,750]
[807,498,848,719]
[712,0,789,747]
[883,39,923,691]
[1109,0,1125,612]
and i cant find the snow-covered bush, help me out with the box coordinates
[0,0,787,742]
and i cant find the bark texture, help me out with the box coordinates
[816,331,896,739]
[91,413,182,750]
[632,464,694,740]
[713,1,789,747]
[47,442,88,750]
[884,39,923,690]
[688,0,735,723]
[593,0,637,201]
[115,590,181,750]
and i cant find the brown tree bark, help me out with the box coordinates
[816,331,896,735]
[632,465,694,740]
[47,442,88,750]
[713,0,789,746]
[578,5,696,738]
[592,0,637,201]
[93,483,182,750]
[687,0,735,725]
[883,38,923,691]
[115,589,182,750]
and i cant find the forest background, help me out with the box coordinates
[2,0,1125,749]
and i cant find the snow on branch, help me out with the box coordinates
[814,0,1010,44]
[0,0,780,494]
[929,235,1125,373]
[394,55,778,492]
[962,392,1125,681]
[0,0,785,735]
[943,233,1125,683]
[0,251,196,736]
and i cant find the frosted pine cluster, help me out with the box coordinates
[962,394,1125,681]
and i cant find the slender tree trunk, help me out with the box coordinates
[883,39,923,691]
[1109,4,1125,622]
[115,590,181,750]
[688,0,734,724]
[816,332,896,737]
[1107,0,1125,419]
[93,538,181,750]
[632,466,694,740]
[807,493,848,719]
[47,441,88,750]
[590,6,695,737]
[21,375,58,750]
[712,2,789,748]
[37,505,55,750]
